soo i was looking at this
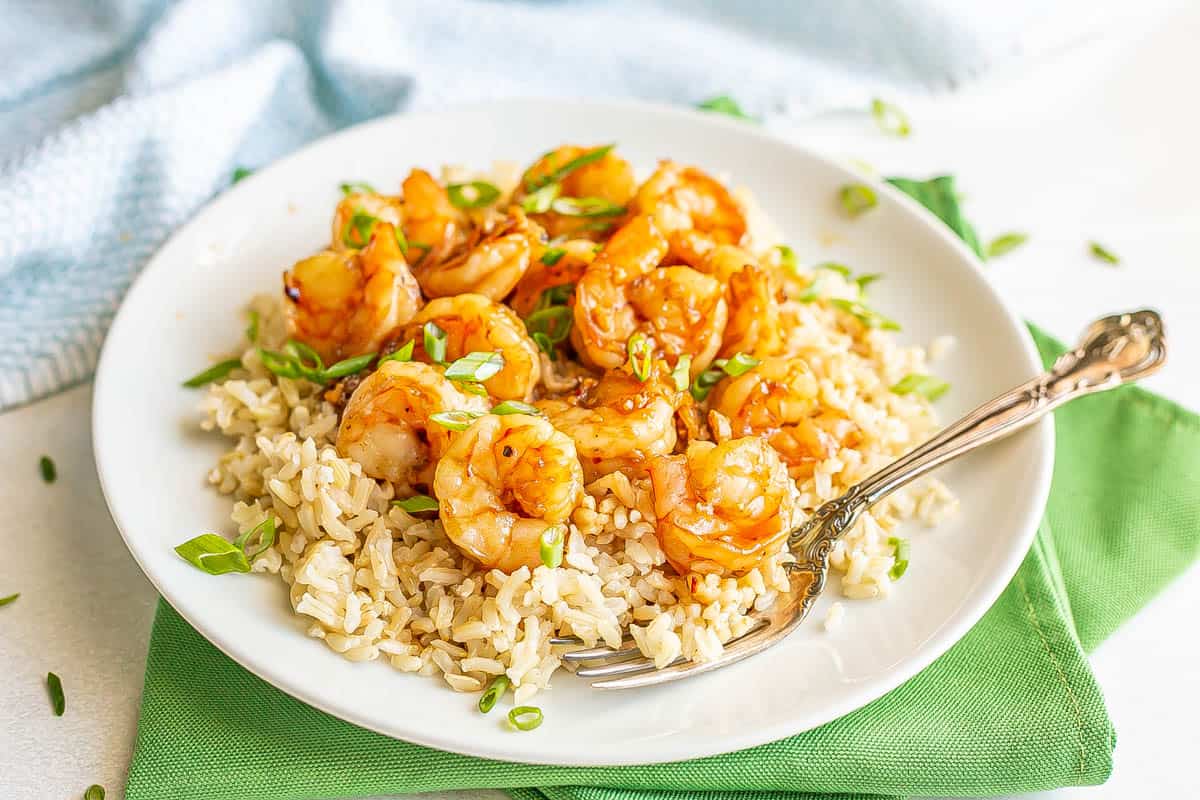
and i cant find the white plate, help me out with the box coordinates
[93,99,1052,766]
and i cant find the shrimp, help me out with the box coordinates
[283,222,423,363]
[515,145,636,240]
[536,361,683,481]
[633,161,747,262]
[401,168,465,264]
[508,238,595,318]
[335,360,488,490]
[413,208,546,301]
[719,265,784,358]
[396,293,542,401]
[572,215,728,374]
[707,357,861,478]
[647,436,795,575]
[434,413,584,571]
[332,192,403,251]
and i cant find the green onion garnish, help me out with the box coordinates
[394,226,412,258]
[775,244,798,274]
[491,400,542,416]
[46,672,65,716]
[39,455,57,484]
[285,339,324,371]
[627,333,652,381]
[460,381,490,397]
[521,182,561,214]
[870,98,911,137]
[424,321,448,364]
[182,358,242,388]
[854,273,882,293]
[478,675,510,713]
[839,184,878,218]
[525,306,573,347]
[342,209,379,248]
[231,167,253,184]
[233,517,276,562]
[430,410,484,432]
[829,298,900,331]
[378,339,415,365]
[721,352,760,376]
[531,332,556,360]
[696,95,755,122]
[1089,241,1120,265]
[0,593,18,607]
[671,355,693,391]
[536,283,575,309]
[540,247,567,266]
[550,197,626,218]
[539,524,566,569]
[84,786,105,800]
[985,233,1028,259]
[445,351,505,383]
[508,705,544,731]
[447,181,501,210]
[258,348,305,380]
[339,181,377,196]
[174,533,251,575]
[324,352,377,380]
[888,536,910,580]
[526,145,615,192]
[245,310,260,343]
[690,368,725,402]
[890,373,950,401]
[813,262,852,279]
[392,495,439,513]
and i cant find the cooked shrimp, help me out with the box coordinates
[719,265,784,358]
[335,360,488,490]
[633,161,747,262]
[508,238,595,318]
[332,192,403,251]
[283,222,423,363]
[515,145,636,240]
[536,361,683,481]
[402,168,465,263]
[648,437,795,575]
[434,413,584,571]
[413,208,546,301]
[399,293,541,401]
[626,265,727,373]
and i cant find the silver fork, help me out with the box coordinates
[555,309,1167,689]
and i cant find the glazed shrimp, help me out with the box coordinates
[508,238,595,318]
[335,360,488,490]
[626,265,727,373]
[536,361,683,481]
[331,192,403,251]
[515,145,636,240]
[402,168,466,263]
[647,437,795,575]
[719,265,784,358]
[434,414,584,571]
[398,293,542,401]
[283,222,423,363]
[413,208,546,301]
[633,161,747,261]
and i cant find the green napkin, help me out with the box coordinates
[125,178,1200,800]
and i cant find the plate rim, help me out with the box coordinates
[92,96,1055,766]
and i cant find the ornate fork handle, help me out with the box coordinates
[790,310,1167,593]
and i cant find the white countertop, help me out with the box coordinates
[2,5,1197,798]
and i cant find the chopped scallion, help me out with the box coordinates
[233,517,276,562]
[491,400,542,416]
[245,310,260,343]
[445,351,505,383]
[536,283,575,309]
[174,533,252,575]
[532,331,556,359]
[521,182,561,214]
[813,262,852,279]
[696,95,755,122]
[774,244,798,274]
[671,355,693,391]
[447,181,501,210]
[508,705,544,731]
[839,184,878,218]
[231,167,253,184]
[459,381,490,397]
[690,368,725,402]
[526,145,615,192]
[84,786,106,800]
[627,333,652,382]
[888,536,911,580]
[1089,241,1120,265]
[539,524,566,569]
[342,209,378,248]
[424,321,448,364]
[46,672,65,716]
[540,247,567,266]
[478,675,510,713]
[890,373,950,401]
[985,233,1028,259]
[829,298,900,331]
[392,495,439,513]
[378,339,415,365]
[854,273,883,293]
[0,593,18,607]
[39,455,56,484]
[339,181,377,196]
[429,410,484,432]
[525,306,573,346]
[550,196,626,218]
[870,98,911,137]
[721,352,760,376]
[322,352,376,380]
[182,358,242,388]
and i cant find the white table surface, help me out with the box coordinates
[3,5,1197,799]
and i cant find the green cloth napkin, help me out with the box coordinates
[124,178,1200,800]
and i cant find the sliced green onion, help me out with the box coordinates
[84,786,106,800]
[323,352,376,380]
[774,244,798,274]
[813,262,852,279]
[378,339,415,364]
[550,197,626,218]
[424,321,448,364]
[696,95,755,122]
[429,410,484,431]
[721,352,760,377]
[0,593,18,607]
[478,675,510,713]
[492,400,542,416]
[447,181,501,210]
[870,98,911,137]
[394,226,411,258]
[690,368,725,402]
[888,536,911,580]
[527,144,615,192]
[339,181,377,196]
[392,495,439,513]
[671,355,693,391]
[508,705,544,731]
[231,167,253,184]
[854,273,883,293]
[46,672,65,716]
[258,348,304,380]
[539,524,566,569]
[540,247,567,266]
[445,351,505,382]
[829,298,900,331]
[39,455,56,484]
[233,517,276,562]
[342,209,379,248]
[525,306,574,345]
[174,533,252,575]
[245,310,260,343]
[890,373,950,401]
[459,381,490,397]
[1089,241,1120,265]
[627,333,652,382]
[839,184,878,218]
[985,232,1028,259]
[521,182,561,214]
[285,339,324,372]
[532,331,556,359]
[182,358,242,388]
[536,283,575,309]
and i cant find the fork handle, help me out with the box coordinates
[791,309,1166,553]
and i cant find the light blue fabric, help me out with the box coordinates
[0,0,1079,409]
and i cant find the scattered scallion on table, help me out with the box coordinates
[84,785,106,800]
[392,495,440,514]
[839,184,878,218]
[1089,241,1120,265]
[985,232,1028,259]
[696,95,755,122]
[870,98,911,137]
[231,167,253,184]
[46,672,65,716]
[182,358,242,388]
[0,593,18,607]
[39,455,57,484]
